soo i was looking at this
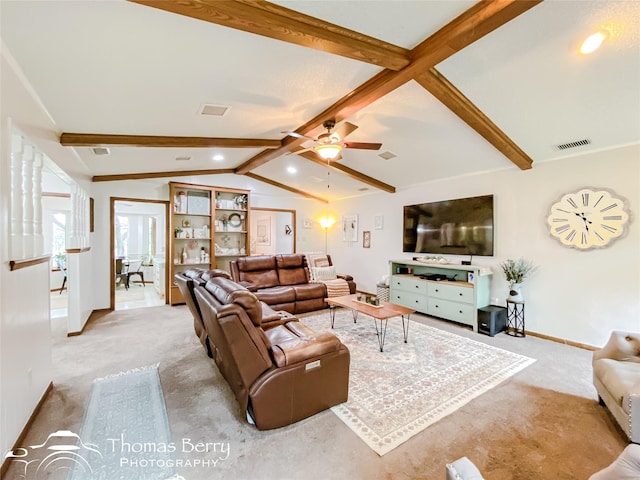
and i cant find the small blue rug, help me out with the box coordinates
[67,364,177,480]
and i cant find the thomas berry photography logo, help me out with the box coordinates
[3,430,103,479]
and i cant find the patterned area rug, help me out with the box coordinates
[68,364,177,480]
[301,310,536,456]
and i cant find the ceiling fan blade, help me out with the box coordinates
[334,121,358,141]
[282,130,314,141]
[343,141,382,150]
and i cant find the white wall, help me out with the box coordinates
[1,44,97,457]
[1,50,54,458]
[328,144,640,347]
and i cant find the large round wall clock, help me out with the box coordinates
[547,188,629,249]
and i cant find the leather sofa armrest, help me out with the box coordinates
[271,332,341,367]
[336,273,353,281]
[238,281,259,292]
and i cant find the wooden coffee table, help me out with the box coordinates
[326,294,415,352]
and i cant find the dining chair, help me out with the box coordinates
[55,257,67,294]
[115,258,128,290]
[126,259,145,288]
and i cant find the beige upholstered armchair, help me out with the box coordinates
[592,331,640,443]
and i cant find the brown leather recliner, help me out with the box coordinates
[230,254,356,314]
[194,276,350,430]
[174,268,232,358]
[176,268,295,358]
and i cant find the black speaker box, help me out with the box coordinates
[478,305,507,337]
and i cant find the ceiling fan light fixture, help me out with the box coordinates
[316,144,342,160]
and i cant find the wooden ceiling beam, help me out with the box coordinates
[416,68,533,170]
[61,133,280,149]
[244,172,328,203]
[235,0,541,175]
[297,151,396,193]
[128,0,411,70]
[93,168,235,182]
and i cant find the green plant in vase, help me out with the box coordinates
[499,258,537,302]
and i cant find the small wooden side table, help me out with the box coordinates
[506,300,525,337]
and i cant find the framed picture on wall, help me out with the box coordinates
[363,231,371,248]
[256,218,271,245]
[342,214,358,242]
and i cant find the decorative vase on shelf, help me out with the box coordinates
[507,283,523,302]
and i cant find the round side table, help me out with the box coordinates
[506,300,525,337]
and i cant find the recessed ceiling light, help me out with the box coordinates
[212,154,224,161]
[580,30,609,54]
[287,166,297,174]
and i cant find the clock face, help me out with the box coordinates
[547,188,629,249]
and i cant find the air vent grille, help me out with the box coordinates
[91,147,110,156]
[378,151,397,160]
[200,104,231,117]
[555,139,591,151]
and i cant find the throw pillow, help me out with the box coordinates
[312,266,338,282]
[306,253,330,268]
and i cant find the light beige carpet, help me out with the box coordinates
[3,305,627,480]
[301,309,535,455]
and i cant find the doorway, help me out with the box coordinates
[250,208,296,255]
[111,198,169,310]
[42,167,71,320]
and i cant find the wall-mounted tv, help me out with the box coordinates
[402,195,494,256]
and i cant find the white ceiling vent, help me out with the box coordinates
[200,104,231,117]
[91,147,110,156]
[175,156,191,161]
[378,151,397,160]
[555,138,591,151]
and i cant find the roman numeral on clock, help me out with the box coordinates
[567,198,578,209]
[555,224,570,234]
[593,194,604,208]
[601,224,617,233]
[603,215,623,221]
[600,202,618,212]
[582,193,589,206]
[551,218,568,222]
[565,229,576,242]
[581,232,587,244]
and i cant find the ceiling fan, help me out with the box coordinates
[283,119,382,160]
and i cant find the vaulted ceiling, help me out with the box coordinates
[2,1,639,202]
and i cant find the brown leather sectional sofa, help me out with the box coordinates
[229,254,356,314]
[177,270,350,430]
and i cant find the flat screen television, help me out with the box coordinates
[402,194,494,256]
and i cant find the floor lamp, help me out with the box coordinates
[319,217,334,253]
